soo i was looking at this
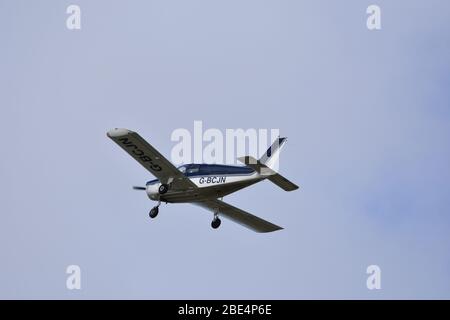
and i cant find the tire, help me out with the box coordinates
[211,218,221,229]
[149,207,159,218]
[158,184,169,194]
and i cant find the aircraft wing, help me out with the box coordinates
[107,128,197,190]
[194,199,283,233]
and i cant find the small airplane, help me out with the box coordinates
[107,128,299,232]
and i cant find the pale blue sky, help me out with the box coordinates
[1,0,450,299]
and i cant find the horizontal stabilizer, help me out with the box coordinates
[267,174,299,191]
[238,156,299,192]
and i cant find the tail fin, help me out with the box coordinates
[237,137,299,192]
[259,137,287,170]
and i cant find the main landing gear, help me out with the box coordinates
[149,200,161,219]
[211,211,221,229]
[158,183,169,194]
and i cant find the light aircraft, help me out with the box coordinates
[107,128,299,232]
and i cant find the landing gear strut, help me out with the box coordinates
[211,211,221,229]
[149,200,161,219]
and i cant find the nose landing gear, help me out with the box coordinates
[149,200,161,219]
[150,184,168,218]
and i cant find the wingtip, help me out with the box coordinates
[107,128,132,138]
[256,225,284,233]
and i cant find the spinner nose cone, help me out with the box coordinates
[106,128,133,138]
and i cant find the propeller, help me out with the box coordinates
[132,186,146,191]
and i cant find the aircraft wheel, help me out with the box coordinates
[149,207,159,219]
[158,184,169,194]
[211,218,221,229]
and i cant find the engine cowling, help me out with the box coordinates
[146,183,160,200]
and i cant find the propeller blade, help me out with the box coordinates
[132,186,146,191]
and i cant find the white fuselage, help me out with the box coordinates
[146,172,264,203]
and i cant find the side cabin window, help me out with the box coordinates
[180,164,254,176]
[187,167,199,174]
[186,164,200,175]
